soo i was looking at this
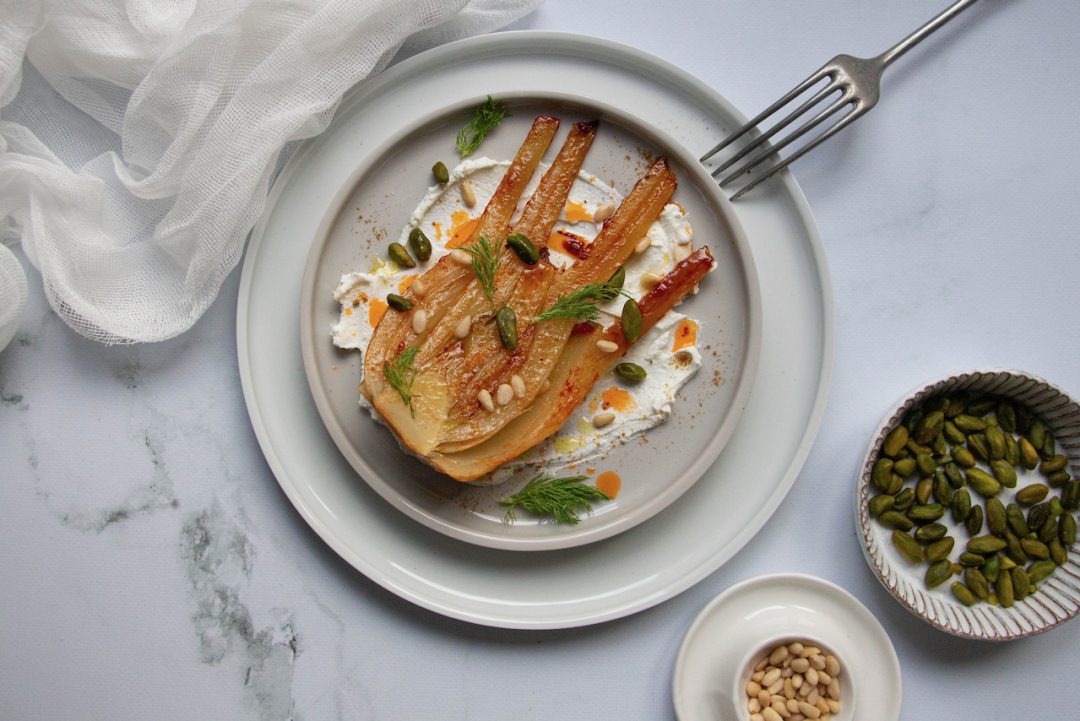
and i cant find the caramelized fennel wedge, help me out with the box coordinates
[436,157,677,452]
[361,116,558,409]
[429,247,716,480]
[445,122,599,424]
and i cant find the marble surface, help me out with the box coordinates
[3,1,1080,719]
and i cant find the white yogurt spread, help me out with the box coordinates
[331,157,704,481]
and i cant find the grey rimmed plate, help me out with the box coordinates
[300,91,761,551]
[856,369,1080,640]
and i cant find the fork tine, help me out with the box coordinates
[699,65,833,163]
[728,105,868,201]
[716,94,854,187]
[710,82,843,178]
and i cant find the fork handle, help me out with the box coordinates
[877,0,981,68]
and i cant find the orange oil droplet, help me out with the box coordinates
[446,212,478,249]
[368,298,388,327]
[564,200,593,223]
[672,319,698,352]
[343,306,352,317]
[595,471,621,499]
[432,222,443,243]
[601,386,636,413]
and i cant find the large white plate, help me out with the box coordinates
[237,31,834,629]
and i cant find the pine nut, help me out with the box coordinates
[783,679,795,699]
[412,309,428,334]
[761,669,781,687]
[750,715,764,721]
[762,708,782,721]
[797,681,811,698]
[511,374,526,398]
[827,700,840,714]
[767,680,783,695]
[747,681,762,698]
[786,699,800,713]
[451,249,472,265]
[772,699,791,718]
[804,668,818,688]
[769,645,788,665]
[827,679,839,701]
[454,315,472,339]
[461,179,477,208]
[596,339,619,353]
[806,689,819,706]
[496,383,513,406]
[754,659,768,673]
[411,278,426,297]
[752,671,765,683]
[810,655,826,671]
[790,658,810,673]
[757,690,771,707]
[639,272,662,291]
[477,389,494,411]
[788,642,804,656]
[790,716,804,721]
[825,656,840,678]
[817,672,830,686]
[593,203,615,223]
[634,236,651,254]
[592,412,615,428]
[815,698,830,714]
[748,699,762,714]
[791,675,802,689]
[797,702,820,719]
[781,667,793,678]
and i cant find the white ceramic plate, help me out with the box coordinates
[856,369,1080,640]
[298,92,761,550]
[672,574,902,721]
[237,31,833,628]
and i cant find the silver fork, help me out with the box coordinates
[702,0,981,200]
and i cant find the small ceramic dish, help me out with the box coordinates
[732,635,854,721]
[672,574,901,721]
[856,369,1080,640]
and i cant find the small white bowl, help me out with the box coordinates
[732,635,855,721]
[856,369,1080,640]
[672,574,900,721]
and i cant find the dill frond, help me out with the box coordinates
[465,235,501,308]
[499,475,611,525]
[534,281,629,323]
[383,345,419,416]
[456,95,508,157]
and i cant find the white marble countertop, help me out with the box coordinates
[3,1,1080,719]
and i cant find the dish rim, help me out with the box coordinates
[297,88,763,551]
[235,29,836,628]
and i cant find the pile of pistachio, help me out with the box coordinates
[869,393,1078,608]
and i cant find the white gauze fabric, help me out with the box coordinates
[0,0,540,346]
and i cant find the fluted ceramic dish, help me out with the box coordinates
[856,369,1080,640]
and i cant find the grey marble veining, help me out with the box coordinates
[4,1,1080,720]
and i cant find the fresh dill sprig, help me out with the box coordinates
[499,475,611,525]
[465,235,501,308]
[456,95,507,157]
[534,281,630,322]
[383,345,419,416]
